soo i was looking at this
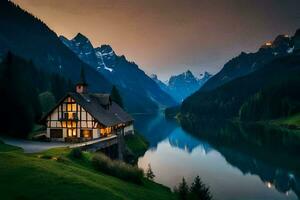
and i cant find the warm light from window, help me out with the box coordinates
[67,104,72,111]
[265,42,272,46]
[82,130,91,138]
[62,121,66,128]
[68,129,72,137]
[100,127,112,136]
[72,104,77,111]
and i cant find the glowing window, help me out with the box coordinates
[72,104,77,111]
[68,129,72,137]
[62,121,66,128]
[67,104,72,111]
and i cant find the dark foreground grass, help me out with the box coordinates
[0,143,175,200]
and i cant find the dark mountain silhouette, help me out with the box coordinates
[180,51,300,126]
[0,1,111,93]
[200,34,293,92]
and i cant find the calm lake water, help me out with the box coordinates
[134,113,299,200]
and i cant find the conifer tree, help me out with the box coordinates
[190,176,212,200]
[176,177,189,200]
[146,164,155,180]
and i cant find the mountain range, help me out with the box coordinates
[0,0,111,93]
[151,70,212,102]
[172,30,300,134]
[201,34,294,92]
[0,0,176,114]
[59,33,176,112]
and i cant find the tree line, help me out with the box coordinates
[180,53,300,129]
[0,52,73,138]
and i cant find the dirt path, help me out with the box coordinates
[0,137,68,153]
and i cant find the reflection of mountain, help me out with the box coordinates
[133,113,177,148]
[217,147,300,198]
[167,128,212,153]
[182,120,300,198]
[134,113,213,153]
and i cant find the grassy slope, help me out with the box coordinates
[0,143,174,200]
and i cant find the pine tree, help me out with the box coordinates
[146,164,155,180]
[111,85,124,108]
[190,176,212,200]
[176,177,189,200]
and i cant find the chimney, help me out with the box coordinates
[76,67,88,94]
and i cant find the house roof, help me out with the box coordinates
[41,92,133,127]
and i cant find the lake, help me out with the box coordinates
[134,113,299,200]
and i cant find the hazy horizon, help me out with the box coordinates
[13,0,300,81]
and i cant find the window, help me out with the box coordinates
[61,121,66,128]
[64,112,69,119]
[72,113,77,119]
[100,127,112,137]
[67,103,77,112]
[73,129,77,136]
[68,129,77,137]
[68,129,72,137]
[81,129,92,138]
[50,129,63,138]
[66,121,77,128]
[67,104,72,111]
[72,104,77,111]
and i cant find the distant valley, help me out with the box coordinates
[151,70,212,103]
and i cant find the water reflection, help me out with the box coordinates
[134,113,299,200]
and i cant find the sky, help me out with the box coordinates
[13,0,300,81]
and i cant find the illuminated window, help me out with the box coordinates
[100,127,112,137]
[265,42,272,46]
[61,121,66,128]
[67,104,72,111]
[72,129,77,136]
[82,130,91,138]
[68,129,72,137]
[72,104,77,111]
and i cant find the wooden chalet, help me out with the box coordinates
[42,72,134,143]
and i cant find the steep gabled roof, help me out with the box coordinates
[41,92,133,127]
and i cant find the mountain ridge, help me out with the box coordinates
[0,1,112,93]
[60,33,177,113]
[200,34,293,92]
[151,70,212,103]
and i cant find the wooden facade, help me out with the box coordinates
[45,96,134,142]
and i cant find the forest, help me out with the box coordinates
[0,52,73,138]
[178,53,300,128]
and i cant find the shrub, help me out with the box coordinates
[69,148,83,159]
[92,153,144,184]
